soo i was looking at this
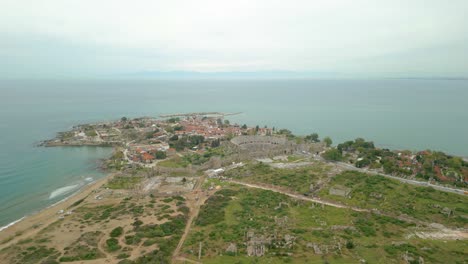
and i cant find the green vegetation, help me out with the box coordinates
[167,117,180,123]
[158,157,190,168]
[305,133,319,142]
[155,150,166,159]
[196,189,238,226]
[9,115,468,264]
[106,238,121,252]
[69,198,85,208]
[275,129,296,139]
[18,246,59,264]
[169,135,204,151]
[323,136,333,147]
[182,153,210,166]
[322,148,343,161]
[225,162,331,194]
[336,138,468,187]
[107,175,143,189]
[110,226,124,237]
[183,186,468,263]
[60,231,105,262]
[320,171,468,228]
[83,126,98,137]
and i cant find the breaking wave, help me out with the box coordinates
[48,184,81,199]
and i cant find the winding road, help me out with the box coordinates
[332,160,467,195]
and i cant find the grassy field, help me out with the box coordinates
[181,186,467,263]
[318,171,468,228]
[225,161,332,194]
[158,157,190,168]
[226,162,468,229]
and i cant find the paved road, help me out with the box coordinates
[332,161,467,195]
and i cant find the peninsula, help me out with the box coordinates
[1,113,467,264]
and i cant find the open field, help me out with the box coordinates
[180,186,467,264]
[0,173,191,264]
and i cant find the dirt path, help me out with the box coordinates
[173,256,202,264]
[228,179,468,240]
[171,175,208,263]
[228,180,369,212]
[97,236,113,261]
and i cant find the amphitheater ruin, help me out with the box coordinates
[226,135,316,159]
[230,135,288,150]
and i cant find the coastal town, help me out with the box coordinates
[42,113,468,190]
[1,112,466,264]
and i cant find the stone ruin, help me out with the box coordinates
[226,243,238,254]
[329,185,352,198]
[231,135,288,150]
[246,230,271,257]
[274,216,289,227]
[243,229,299,257]
[215,135,326,166]
[433,204,454,217]
[227,135,322,159]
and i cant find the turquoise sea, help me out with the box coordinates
[0,79,467,228]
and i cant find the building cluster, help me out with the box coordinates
[174,117,243,139]
[49,114,291,168]
[127,143,172,164]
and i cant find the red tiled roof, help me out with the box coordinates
[142,153,155,161]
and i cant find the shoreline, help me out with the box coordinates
[0,172,115,250]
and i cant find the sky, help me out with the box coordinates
[0,0,467,79]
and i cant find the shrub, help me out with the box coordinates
[106,238,121,252]
[322,148,343,161]
[111,226,124,237]
[355,218,376,237]
[196,194,231,226]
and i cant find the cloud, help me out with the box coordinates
[0,0,467,78]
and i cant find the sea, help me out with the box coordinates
[0,79,467,229]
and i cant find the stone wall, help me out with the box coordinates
[226,135,305,160]
[231,135,287,149]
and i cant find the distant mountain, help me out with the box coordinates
[117,70,340,79]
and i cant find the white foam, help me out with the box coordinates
[84,177,93,182]
[0,217,25,232]
[49,184,80,199]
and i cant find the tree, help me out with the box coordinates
[173,125,184,131]
[110,226,123,237]
[306,133,319,142]
[241,124,248,129]
[355,158,371,168]
[155,151,167,159]
[167,117,180,123]
[145,131,155,139]
[323,136,333,147]
[224,119,230,125]
[120,117,128,122]
[211,139,220,148]
[322,148,343,161]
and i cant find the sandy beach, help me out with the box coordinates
[0,173,114,251]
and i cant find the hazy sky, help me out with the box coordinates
[1,0,467,79]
